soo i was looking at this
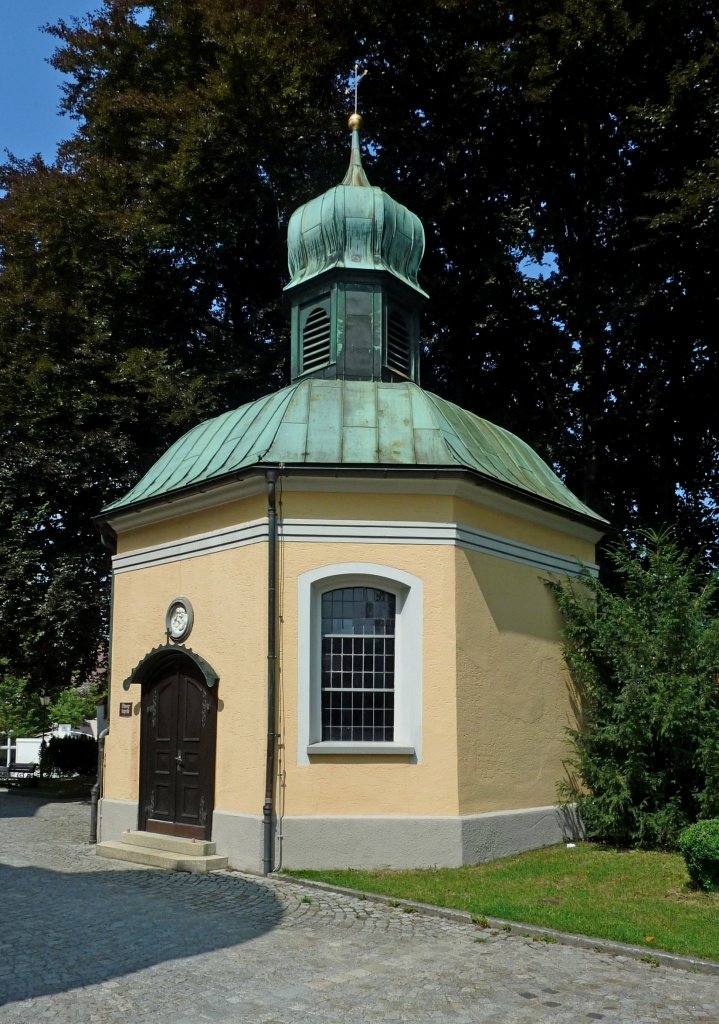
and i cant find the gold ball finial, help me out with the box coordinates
[348,112,363,132]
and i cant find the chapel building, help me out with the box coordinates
[96,115,606,873]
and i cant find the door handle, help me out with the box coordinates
[175,751,183,768]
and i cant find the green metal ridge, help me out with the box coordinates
[341,127,371,187]
[103,385,301,512]
[104,379,605,525]
[420,390,596,519]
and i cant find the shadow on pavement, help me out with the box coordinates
[0,790,90,817]
[0,790,46,817]
[0,860,282,1006]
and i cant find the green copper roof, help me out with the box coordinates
[284,127,427,297]
[104,379,604,524]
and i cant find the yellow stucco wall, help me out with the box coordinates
[114,494,266,554]
[104,484,592,823]
[104,536,461,818]
[282,490,455,524]
[454,548,579,814]
[277,538,459,817]
[453,496,597,563]
[104,538,268,813]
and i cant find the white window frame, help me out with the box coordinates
[297,562,423,764]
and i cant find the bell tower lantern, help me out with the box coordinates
[284,114,428,384]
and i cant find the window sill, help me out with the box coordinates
[307,742,416,757]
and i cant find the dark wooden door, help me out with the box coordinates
[139,666,217,840]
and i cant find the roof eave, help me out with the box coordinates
[97,461,608,537]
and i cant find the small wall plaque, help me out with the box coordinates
[119,702,133,717]
[166,596,194,643]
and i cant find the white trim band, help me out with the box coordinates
[307,742,416,756]
[113,518,267,572]
[113,516,598,578]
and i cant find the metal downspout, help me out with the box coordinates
[89,728,108,843]
[90,526,116,844]
[262,469,279,874]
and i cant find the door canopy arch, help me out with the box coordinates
[122,645,219,691]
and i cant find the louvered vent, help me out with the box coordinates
[302,307,331,373]
[387,311,410,376]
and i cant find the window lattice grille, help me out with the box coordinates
[302,307,331,372]
[321,587,396,742]
[387,311,410,376]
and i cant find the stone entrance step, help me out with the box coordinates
[96,830,228,873]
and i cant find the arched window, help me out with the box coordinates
[321,587,396,742]
[297,563,423,761]
[302,306,331,372]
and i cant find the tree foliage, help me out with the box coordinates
[1,0,718,690]
[554,532,719,849]
[0,671,99,736]
[49,686,101,729]
[0,666,42,737]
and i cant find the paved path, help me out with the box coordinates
[1,793,718,1024]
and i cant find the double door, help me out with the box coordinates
[139,667,217,840]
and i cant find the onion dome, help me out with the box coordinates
[285,114,427,298]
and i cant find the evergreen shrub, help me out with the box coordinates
[678,819,719,891]
[553,530,719,849]
[41,734,98,777]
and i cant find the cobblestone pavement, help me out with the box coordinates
[1,793,718,1024]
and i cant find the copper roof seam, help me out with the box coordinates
[374,383,380,462]
[132,413,226,499]
[374,188,384,264]
[337,186,346,266]
[298,381,311,460]
[423,389,576,514]
[236,385,300,469]
[182,392,277,484]
[421,389,473,472]
[178,407,253,484]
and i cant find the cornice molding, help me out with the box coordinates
[107,470,605,545]
[113,516,597,579]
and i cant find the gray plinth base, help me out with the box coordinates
[97,798,138,842]
[278,804,581,870]
[99,802,581,871]
[211,810,265,873]
[461,804,583,865]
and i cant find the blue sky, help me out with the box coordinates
[1,3,97,162]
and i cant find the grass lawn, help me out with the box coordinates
[286,843,719,963]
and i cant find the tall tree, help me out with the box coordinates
[1,0,718,692]
[349,0,719,550]
[0,0,347,691]
[474,0,719,549]
[0,155,209,690]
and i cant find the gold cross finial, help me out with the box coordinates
[342,63,370,183]
[345,62,368,118]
